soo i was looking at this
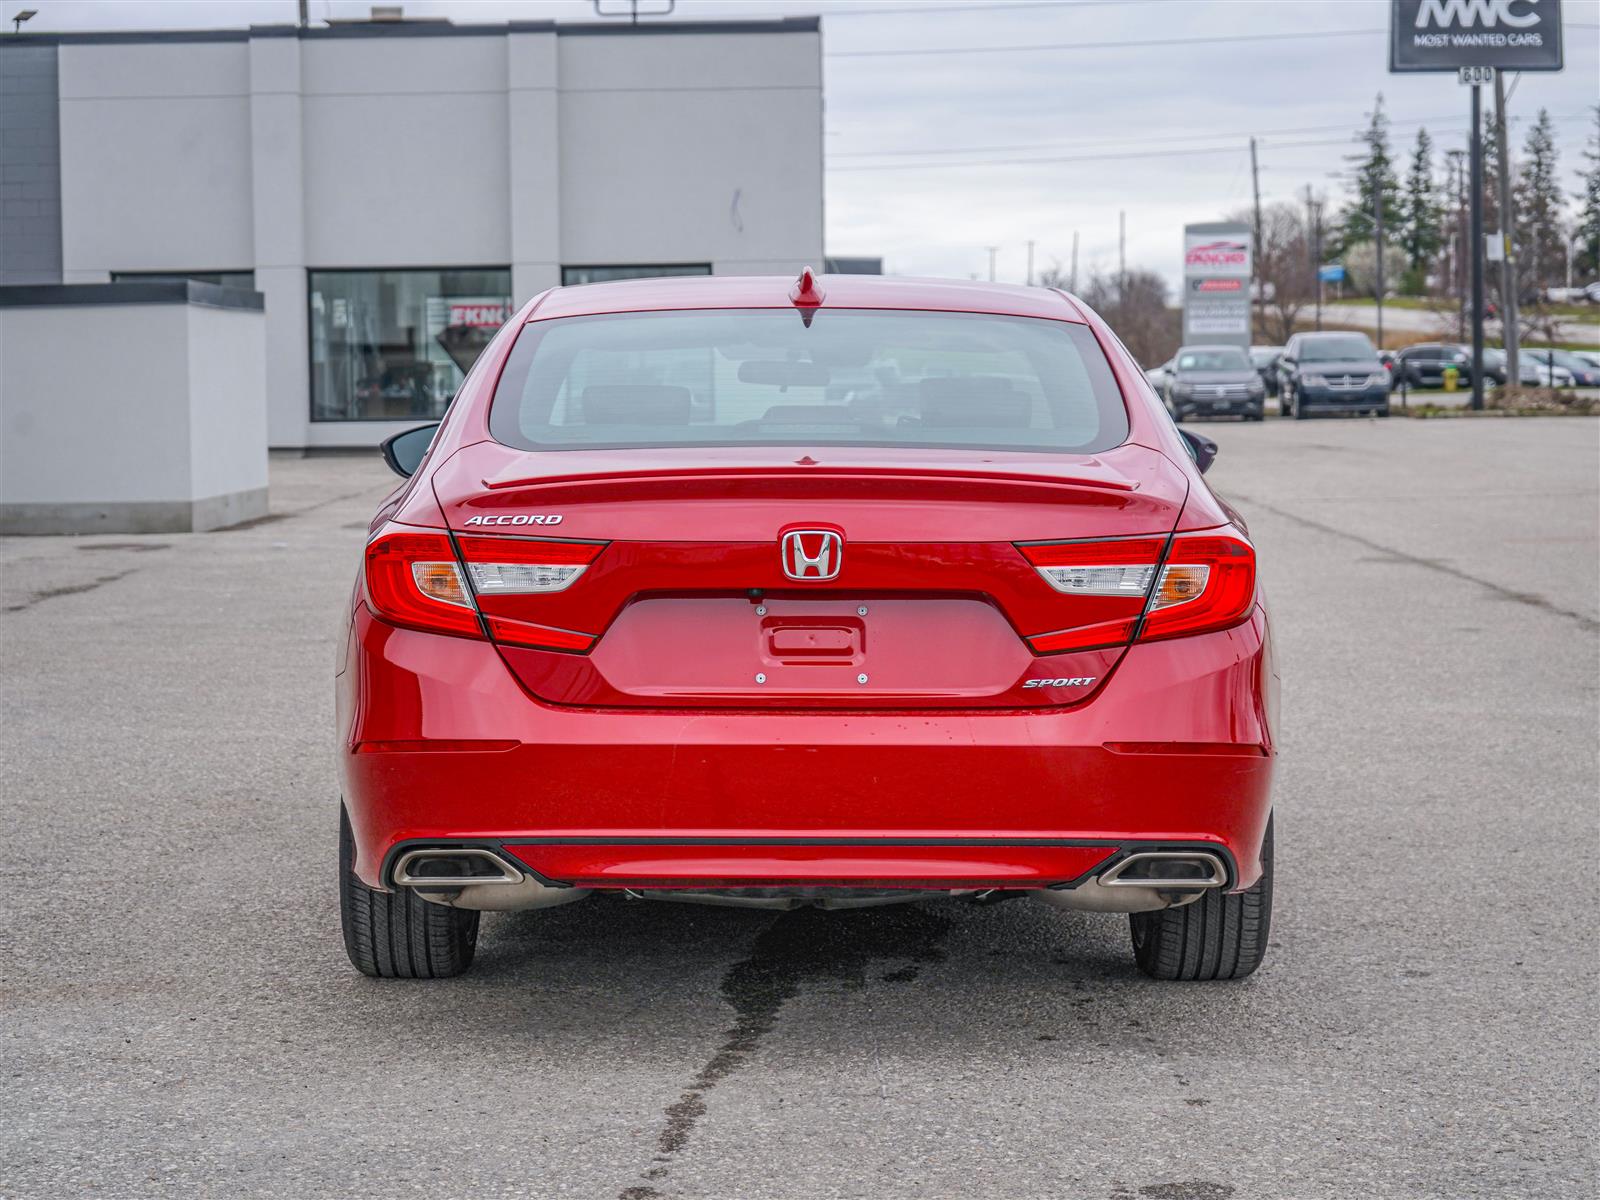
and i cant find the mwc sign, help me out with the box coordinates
[1390,0,1564,71]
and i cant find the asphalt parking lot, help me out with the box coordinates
[3,417,1596,1199]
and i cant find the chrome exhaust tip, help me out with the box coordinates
[1098,851,1227,889]
[1031,849,1229,913]
[391,846,591,912]
[392,847,524,887]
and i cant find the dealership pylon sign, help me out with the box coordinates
[1181,222,1252,349]
[1390,0,1563,72]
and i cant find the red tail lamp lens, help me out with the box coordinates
[364,528,483,638]
[1138,533,1256,642]
[1017,537,1164,653]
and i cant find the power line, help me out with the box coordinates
[827,26,1387,58]
[827,110,1594,172]
[830,114,1475,158]
[829,135,1358,173]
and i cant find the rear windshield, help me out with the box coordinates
[1298,335,1377,362]
[488,309,1129,453]
[1177,348,1249,371]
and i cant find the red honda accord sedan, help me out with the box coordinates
[337,270,1277,981]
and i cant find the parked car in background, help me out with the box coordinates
[1164,345,1266,421]
[1570,350,1600,371]
[1519,356,1574,387]
[1478,348,1508,386]
[1583,281,1600,304]
[1522,348,1600,388]
[1249,346,1283,396]
[1394,343,1473,388]
[1145,356,1176,395]
[1377,349,1399,380]
[1276,331,1390,419]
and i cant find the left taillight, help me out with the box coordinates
[364,527,483,639]
[364,528,611,650]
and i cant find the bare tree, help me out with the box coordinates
[1079,269,1178,366]
[1035,261,1071,290]
[1228,202,1315,343]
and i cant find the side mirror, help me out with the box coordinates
[1177,427,1218,475]
[380,423,440,479]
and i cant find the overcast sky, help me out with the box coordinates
[17,0,1600,290]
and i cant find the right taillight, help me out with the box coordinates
[1016,528,1255,653]
[1137,531,1256,642]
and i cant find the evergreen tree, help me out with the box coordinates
[1515,109,1565,294]
[1338,94,1403,256]
[1576,105,1600,280]
[1400,127,1442,287]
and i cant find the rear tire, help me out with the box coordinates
[340,807,479,979]
[1129,817,1273,981]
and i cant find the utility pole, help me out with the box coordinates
[1306,185,1323,332]
[985,246,998,282]
[1069,231,1079,293]
[1493,71,1519,389]
[298,0,308,26]
[1025,240,1035,287]
[1469,82,1486,411]
[1374,181,1385,351]
[1250,137,1264,340]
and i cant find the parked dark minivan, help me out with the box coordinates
[1277,332,1390,419]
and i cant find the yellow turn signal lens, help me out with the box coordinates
[410,561,472,608]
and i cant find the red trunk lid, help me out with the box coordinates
[431,442,1187,709]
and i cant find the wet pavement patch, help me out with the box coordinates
[625,903,950,1197]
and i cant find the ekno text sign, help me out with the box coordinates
[1390,0,1564,72]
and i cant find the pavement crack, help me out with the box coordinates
[1233,493,1600,633]
[3,568,139,614]
[626,904,949,1198]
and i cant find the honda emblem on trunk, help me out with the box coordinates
[781,529,842,581]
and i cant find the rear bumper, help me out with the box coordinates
[338,604,1278,893]
[1172,398,1262,419]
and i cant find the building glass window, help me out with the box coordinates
[309,268,513,422]
[561,264,712,286]
[112,270,256,290]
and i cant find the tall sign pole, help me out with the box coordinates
[1389,0,1564,410]
[1493,70,1519,389]
[1470,82,1486,410]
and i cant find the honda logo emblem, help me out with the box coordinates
[781,529,842,581]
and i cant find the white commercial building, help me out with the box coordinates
[0,16,824,449]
